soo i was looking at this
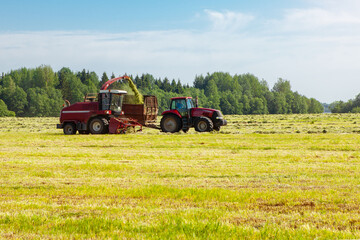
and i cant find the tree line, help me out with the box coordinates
[135,72,324,114]
[0,65,324,117]
[329,94,360,113]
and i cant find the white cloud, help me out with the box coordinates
[204,9,254,32]
[273,0,360,33]
[280,8,360,32]
[305,0,360,11]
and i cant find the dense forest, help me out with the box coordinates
[0,65,324,117]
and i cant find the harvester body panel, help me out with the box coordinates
[60,102,99,124]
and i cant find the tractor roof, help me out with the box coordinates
[171,97,192,100]
[99,89,127,94]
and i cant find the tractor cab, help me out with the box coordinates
[170,97,195,117]
[98,89,127,116]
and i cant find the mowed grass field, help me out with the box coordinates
[0,114,360,239]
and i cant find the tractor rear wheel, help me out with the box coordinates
[63,122,76,135]
[194,117,213,132]
[160,115,181,133]
[89,118,108,134]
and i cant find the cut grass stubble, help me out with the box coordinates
[0,114,360,239]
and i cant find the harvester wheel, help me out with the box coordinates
[160,114,181,133]
[101,118,109,134]
[63,123,76,135]
[89,118,107,134]
[194,117,213,132]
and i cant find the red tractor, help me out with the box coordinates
[160,97,227,133]
[57,76,150,135]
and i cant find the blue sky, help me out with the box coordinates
[1,0,360,102]
[1,0,303,31]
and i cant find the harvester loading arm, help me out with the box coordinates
[101,75,130,90]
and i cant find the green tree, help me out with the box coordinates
[175,80,183,94]
[205,79,220,109]
[46,87,64,116]
[251,97,267,114]
[61,74,86,104]
[0,99,15,117]
[272,93,287,114]
[171,79,177,92]
[33,65,56,88]
[162,78,172,92]
[220,91,239,114]
[0,76,27,116]
[2,86,27,116]
[57,67,72,89]
[273,78,291,93]
[88,71,99,86]
[27,88,50,116]
[100,72,109,88]
[194,75,205,89]
[308,98,324,113]
[242,95,251,114]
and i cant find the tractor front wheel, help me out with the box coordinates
[160,115,181,133]
[63,122,76,135]
[89,118,108,134]
[194,117,213,132]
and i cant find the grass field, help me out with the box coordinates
[0,114,360,239]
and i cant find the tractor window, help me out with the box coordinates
[171,100,176,110]
[101,93,111,110]
[187,98,194,109]
[110,94,124,113]
[171,99,187,110]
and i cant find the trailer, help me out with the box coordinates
[123,95,158,127]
